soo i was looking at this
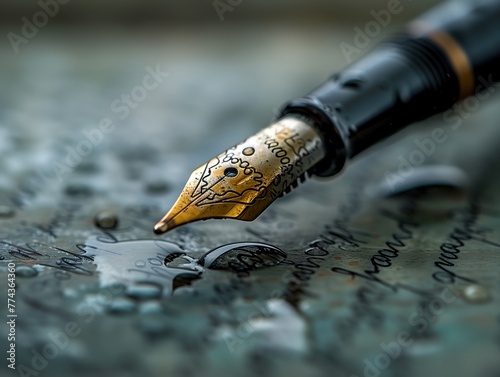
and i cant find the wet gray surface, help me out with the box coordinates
[1,25,500,377]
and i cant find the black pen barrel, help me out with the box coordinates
[280,0,500,177]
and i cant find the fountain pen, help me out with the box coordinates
[154,0,500,234]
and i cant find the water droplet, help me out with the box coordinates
[138,301,162,314]
[462,284,491,303]
[375,165,468,197]
[135,260,146,268]
[15,265,38,277]
[108,298,136,314]
[199,242,286,272]
[165,254,204,273]
[242,147,255,156]
[0,205,15,218]
[63,288,79,298]
[94,211,118,229]
[83,237,202,296]
[145,181,170,194]
[125,283,162,300]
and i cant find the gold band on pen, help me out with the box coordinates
[408,22,475,100]
[428,30,475,100]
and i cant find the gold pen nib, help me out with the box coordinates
[153,116,325,234]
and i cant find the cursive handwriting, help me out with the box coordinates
[432,204,500,285]
[331,196,419,292]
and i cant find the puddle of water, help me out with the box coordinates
[83,237,202,297]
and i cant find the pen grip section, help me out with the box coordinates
[281,35,459,176]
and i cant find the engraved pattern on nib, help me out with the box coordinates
[154,117,326,232]
[194,150,267,207]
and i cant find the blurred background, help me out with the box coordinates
[0,0,440,24]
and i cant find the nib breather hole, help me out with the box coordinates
[224,167,238,178]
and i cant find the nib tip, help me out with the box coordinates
[153,222,168,235]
